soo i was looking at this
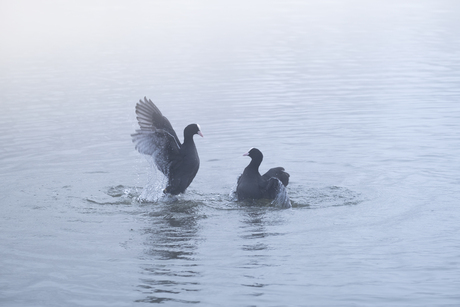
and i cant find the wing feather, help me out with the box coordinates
[262,167,290,186]
[135,97,180,145]
[132,97,182,176]
[131,129,180,175]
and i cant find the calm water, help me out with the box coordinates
[1,0,460,306]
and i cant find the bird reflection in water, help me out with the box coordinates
[238,208,287,295]
[136,202,203,304]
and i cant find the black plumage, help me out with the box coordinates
[131,97,203,195]
[236,148,290,207]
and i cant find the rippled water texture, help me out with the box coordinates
[1,0,460,306]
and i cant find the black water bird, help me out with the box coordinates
[131,97,203,195]
[236,148,290,208]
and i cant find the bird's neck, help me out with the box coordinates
[247,158,261,173]
[182,135,195,147]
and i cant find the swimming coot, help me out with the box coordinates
[236,148,290,208]
[131,97,203,195]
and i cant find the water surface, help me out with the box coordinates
[1,0,460,306]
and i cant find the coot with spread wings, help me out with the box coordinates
[131,97,203,195]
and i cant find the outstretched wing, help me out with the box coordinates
[262,167,290,186]
[131,129,180,175]
[131,97,181,176]
[135,97,180,146]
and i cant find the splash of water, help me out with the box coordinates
[137,156,168,202]
[271,179,291,209]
